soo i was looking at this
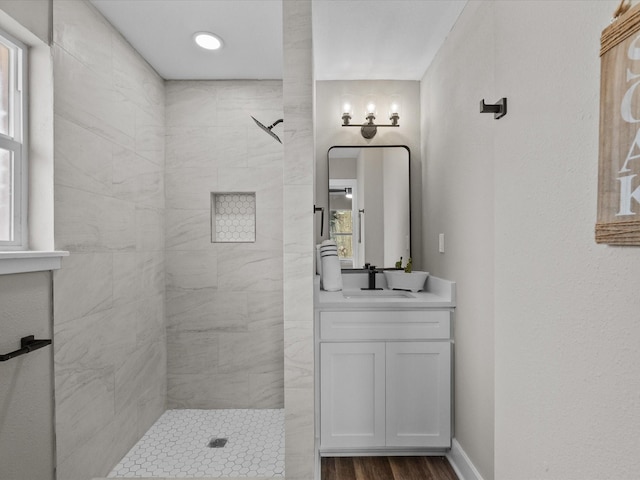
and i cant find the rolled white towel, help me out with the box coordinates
[316,244,322,276]
[320,240,342,291]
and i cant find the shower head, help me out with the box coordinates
[251,116,283,144]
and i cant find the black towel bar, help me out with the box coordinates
[0,335,52,362]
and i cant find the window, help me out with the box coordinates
[0,29,26,250]
[329,180,359,268]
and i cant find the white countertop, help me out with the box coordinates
[314,273,456,310]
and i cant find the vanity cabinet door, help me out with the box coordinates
[320,342,386,449]
[386,341,451,448]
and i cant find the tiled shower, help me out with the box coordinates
[164,80,284,411]
[51,2,285,479]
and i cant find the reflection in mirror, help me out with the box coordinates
[328,146,410,269]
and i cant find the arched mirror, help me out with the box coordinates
[328,146,411,269]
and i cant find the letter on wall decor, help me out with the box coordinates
[597,2,640,244]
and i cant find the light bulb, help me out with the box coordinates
[366,102,376,115]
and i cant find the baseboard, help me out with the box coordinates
[446,438,485,480]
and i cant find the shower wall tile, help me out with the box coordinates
[284,387,315,460]
[283,320,314,391]
[165,167,218,210]
[112,35,164,114]
[135,120,165,165]
[53,253,113,324]
[249,373,285,408]
[167,330,219,375]
[283,186,314,253]
[53,2,166,479]
[256,209,286,251]
[165,208,212,250]
[136,206,165,251]
[214,126,249,168]
[53,0,112,77]
[248,291,284,331]
[217,246,283,292]
[166,288,248,333]
[167,373,249,409]
[137,373,167,438]
[165,80,284,409]
[56,405,139,480]
[54,114,113,196]
[165,126,219,169]
[283,252,314,324]
[217,328,283,375]
[165,81,219,127]
[53,44,135,151]
[218,166,284,210]
[136,295,166,347]
[54,366,115,463]
[54,303,137,373]
[165,249,218,289]
[55,185,137,252]
[112,145,164,208]
[248,127,286,168]
[283,1,315,478]
[115,338,165,414]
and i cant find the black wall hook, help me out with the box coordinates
[480,98,507,119]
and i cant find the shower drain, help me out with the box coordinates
[207,437,228,448]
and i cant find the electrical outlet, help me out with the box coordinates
[439,233,445,253]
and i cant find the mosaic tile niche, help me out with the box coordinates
[211,192,256,243]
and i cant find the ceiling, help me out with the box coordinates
[90,0,466,81]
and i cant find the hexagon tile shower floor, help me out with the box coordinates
[108,409,285,478]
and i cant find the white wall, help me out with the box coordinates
[423,1,640,479]
[362,148,384,266]
[0,0,50,44]
[383,147,410,266]
[421,1,495,477]
[0,272,54,480]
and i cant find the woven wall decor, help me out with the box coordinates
[597,1,640,244]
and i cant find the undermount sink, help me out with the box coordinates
[342,290,415,299]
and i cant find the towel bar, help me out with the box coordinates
[0,335,52,362]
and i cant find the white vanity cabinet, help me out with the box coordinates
[315,277,456,456]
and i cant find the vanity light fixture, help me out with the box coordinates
[341,98,400,139]
[193,32,223,50]
[345,187,353,199]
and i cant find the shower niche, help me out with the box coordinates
[211,192,257,243]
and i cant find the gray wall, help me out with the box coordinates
[0,4,54,480]
[52,2,166,479]
[0,272,54,480]
[164,80,284,409]
[422,1,640,479]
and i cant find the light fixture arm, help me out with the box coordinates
[342,112,399,139]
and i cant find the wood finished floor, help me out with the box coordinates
[321,456,459,480]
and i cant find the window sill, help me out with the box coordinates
[0,250,70,275]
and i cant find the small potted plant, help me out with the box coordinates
[383,257,429,292]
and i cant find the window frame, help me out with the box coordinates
[0,28,27,250]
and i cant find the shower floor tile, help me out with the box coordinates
[108,409,284,478]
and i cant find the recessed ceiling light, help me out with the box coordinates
[193,32,223,50]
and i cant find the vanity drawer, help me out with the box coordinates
[319,310,450,341]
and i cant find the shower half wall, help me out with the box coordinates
[165,80,284,409]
